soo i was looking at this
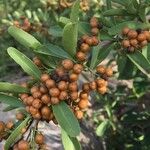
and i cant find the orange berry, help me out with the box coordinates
[26,96,34,106]
[127,30,138,39]
[55,67,66,77]
[73,64,83,74]
[70,92,78,101]
[41,74,50,82]
[59,91,68,101]
[80,43,90,53]
[68,82,78,91]
[98,86,107,94]
[143,31,150,41]
[0,121,5,133]
[32,99,42,109]
[140,40,148,47]
[89,81,97,90]
[20,94,29,101]
[130,39,138,47]
[82,35,89,42]
[39,86,48,94]
[96,79,107,87]
[62,59,74,70]
[33,112,41,120]
[85,37,93,46]
[51,97,60,105]
[80,92,88,99]
[45,79,55,88]
[41,106,51,117]
[75,110,83,119]
[78,99,88,109]
[35,133,45,145]
[18,140,29,150]
[122,27,130,35]
[33,57,42,67]
[91,36,99,46]
[32,91,42,99]
[128,46,135,53]
[30,86,39,94]
[58,81,68,91]
[41,94,51,104]
[96,65,106,74]
[122,40,130,48]
[91,27,99,35]
[76,51,86,61]
[16,112,24,120]
[82,83,90,92]
[6,121,14,129]
[69,73,78,82]
[90,17,98,28]
[105,68,113,77]
[137,33,146,42]
[29,106,38,115]
[49,88,60,97]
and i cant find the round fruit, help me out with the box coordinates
[91,36,99,46]
[82,35,89,42]
[59,91,68,100]
[39,86,48,94]
[41,74,50,82]
[49,88,60,97]
[76,51,86,61]
[70,92,78,101]
[6,121,14,129]
[33,57,42,67]
[51,97,59,105]
[32,99,42,109]
[122,40,130,48]
[69,73,78,82]
[85,37,93,46]
[90,17,98,28]
[78,99,88,109]
[80,92,88,99]
[91,27,99,35]
[16,112,24,120]
[29,106,38,115]
[89,81,97,90]
[55,67,65,77]
[96,79,107,87]
[143,31,150,41]
[35,133,45,145]
[58,81,68,91]
[105,68,113,77]
[122,27,130,35]
[20,94,28,101]
[0,121,5,133]
[45,79,55,88]
[128,46,135,53]
[33,112,41,120]
[82,83,90,92]
[137,33,146,42]
[30,86,39,94]
[98,86,107,94]
[96,65,105,74]
[127,30,138,39]
[130,39,138,47]
[26,96,34,106]
[80,43,90,53]
[62,59,74,70]
[75,110,83,119]
[32,91,42,99]
[41,94,51,104]
[140,40,148,47]
[73,64,83,74]
[68,82,78,91]
[41,106,51,117]
[18,140,29,150]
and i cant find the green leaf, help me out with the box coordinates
[111,0,127,6]
[59,17,71,27]
[4,116,31,150]
[103,8,128,16]
[108,21,150,35]
[127,51,150,78]
[147,44,150,61]
[99,30,112,41]
[0,93,24,107]
[7,47,41,80]
[62,22,78,56]
[48,26,63,37]
[61,128,81,150]
[52,101,80,137]
[138,6,146,22]
[0,82,29,94]
[8,26,41,49]
[3,105,18,112]
[96,120,110,137]
[94,43,114,68]
[90,46,100,69]
[35,44,73,60]
[70,0,80,23]
[78,22,91,35]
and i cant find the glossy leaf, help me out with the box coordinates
[49,26,63,37]
[103,8,128,16]
[108,21,150,35]
[62,22,78,56]
[0,82,29,93]
[7,47,41,80]
[70,0,80,23]
[4,116,31,150]
[8,26,41,49]
[94,43,114,68]
[3,106,18,112]
[52,101,80,137]
[61,128,81,150]
[127,51,150,78]
[59,17,71,27]
[35,44,73,60]
[96,120,110,137]
[0,93,23,107]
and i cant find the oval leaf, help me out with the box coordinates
[0,82,29,93]
[0,93,24,107]
[52,101,80,137]
[96,120,110,137]
[7,47,41,80]
[62,22,78,56]
[103,8,128,16]
[8,26,41,49]
[70,0,80,23]
[3,105,18,112]
[127,51,150,78]
[4,116,31,150]
[61,128,81,150]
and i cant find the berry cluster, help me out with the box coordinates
[80,0,89,12]
[76,17,101,61]
[121,27,150,53]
